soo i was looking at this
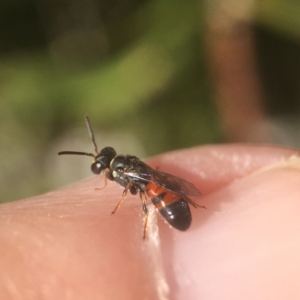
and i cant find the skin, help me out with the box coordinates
[0,144,300,299]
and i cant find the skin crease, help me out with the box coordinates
[0,144,300,299]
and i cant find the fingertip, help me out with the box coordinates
[158,155,300,299]
[0,178,161,299]
[2,144,299,299]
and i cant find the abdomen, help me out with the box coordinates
[145,183,192,231]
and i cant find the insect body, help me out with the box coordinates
[58,116,205,238]
[145,184,192,231]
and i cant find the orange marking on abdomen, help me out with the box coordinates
[145,183,182,209]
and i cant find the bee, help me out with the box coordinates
[58,116,205,238]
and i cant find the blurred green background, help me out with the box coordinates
[1,0,300,202]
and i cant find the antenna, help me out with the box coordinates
[58,116,98,158]
[58,151,95,157]
[85,115,99,154]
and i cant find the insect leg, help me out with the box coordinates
[185,197,206,209]
[111,183,133,215]
[95,168,111,190]
[140,191,148,239]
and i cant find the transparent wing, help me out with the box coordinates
[124,168,201,197]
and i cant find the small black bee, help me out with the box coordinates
[58,116,205,238]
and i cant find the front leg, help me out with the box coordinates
[95,168,113,190]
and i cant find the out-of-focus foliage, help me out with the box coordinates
[0,0,218,202]
[257,0,300,39]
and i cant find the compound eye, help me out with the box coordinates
[91,161,103,174]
